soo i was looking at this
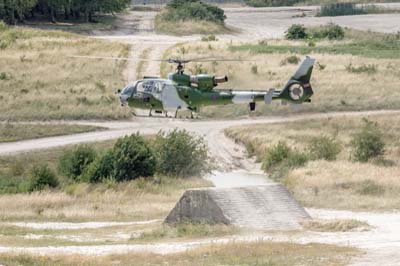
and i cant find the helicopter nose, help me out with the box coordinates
[119,94,128,106]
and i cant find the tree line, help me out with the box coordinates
[0,0,130,25]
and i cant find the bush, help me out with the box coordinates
[262,141,309,175]
[29,165,59,191]
[81,151,115,183]
[201,34,218,41]
[262,141,291,171]
[287,150,309,168]
[58,145,97,181]
[165,0,226,23]
[351,119,385,162]
[154,129,209,177]
[112,134,156,181]
[308,136,341,161]
[312,24,345,40]
[285,24,308,40]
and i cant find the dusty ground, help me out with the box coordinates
[2,5,400,265]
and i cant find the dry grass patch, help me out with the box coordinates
[0,123,102,142]
[0,241,358,266]
[0,177,211,222]
[225,114,400,211]
[0,26,131,121]
[302,219,370,232]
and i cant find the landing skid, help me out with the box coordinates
[131,110,199,119]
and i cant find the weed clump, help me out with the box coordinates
[308,136,341,161]
[262,141,309,179]
[280,55,300,65]
[201,35,218,41]
[345,63,377,74]
[351,119,385,162]
[29,164,59,191]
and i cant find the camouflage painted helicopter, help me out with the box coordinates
[73,55,315,118]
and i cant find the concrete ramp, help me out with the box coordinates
[165,184,310,230]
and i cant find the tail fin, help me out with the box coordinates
[279,56,315,103]
[291,56,315,84]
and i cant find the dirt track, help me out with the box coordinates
[2,6,400,265]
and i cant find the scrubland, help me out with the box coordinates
[0,26,131,121]
[226,113,400,211]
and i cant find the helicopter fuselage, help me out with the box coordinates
[119,56,315,117]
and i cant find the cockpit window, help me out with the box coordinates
[121,85,134,96]
[137,80,164,94]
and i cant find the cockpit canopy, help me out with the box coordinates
[121,79,169,97]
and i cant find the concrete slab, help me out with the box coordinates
[165,183,311,230]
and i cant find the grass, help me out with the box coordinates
[303,219,370,232]
[154,12,232,36]
[0,26,131,121]
[0,241,358,266]
[230,30,400,59]
[0,123,102,142]
[161,29,400,118]
[0,176,210,222]
[225,113,400,211]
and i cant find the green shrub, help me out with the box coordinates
[351,119,385,162]
[58,145,97,181]
[262,141,291,171]
[112,134,156,181]
[165,0,226,23]
[319,3,366,17]
[81,151,115,183]
[262,141,309,177]
[285,24,308,40]
[29,165,59,191]
[287,150,309,168]
[308,136,341,161]
[312,24,345,40]
[154,129,209,177]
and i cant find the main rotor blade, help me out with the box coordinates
[68,55,164,62]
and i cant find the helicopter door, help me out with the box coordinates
[161,84,187,112]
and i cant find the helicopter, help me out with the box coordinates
[72,55,315,118]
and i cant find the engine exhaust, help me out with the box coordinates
[214,75,228,85]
